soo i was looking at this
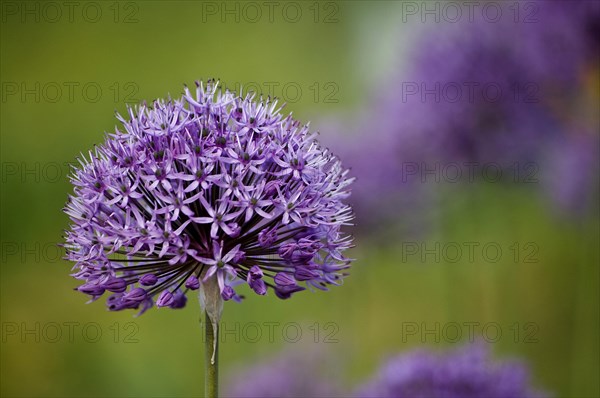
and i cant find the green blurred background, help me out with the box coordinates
[1,1,598,397]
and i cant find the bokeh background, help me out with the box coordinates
[1,1,598,397]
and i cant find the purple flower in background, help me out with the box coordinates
[224,346,342,398]
[321,0,599,229]
[395,0,600,210]
[391,0,600,168]
[63,80,353,314]
[354,343,549,398]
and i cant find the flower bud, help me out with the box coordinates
[185,275,200,290]
[139,274,158,286]
[122,287,148,304]
[294,267,320,281]
[156,290,174,307]
[78,283,105,296]
[221,285,236,301]
[103,277,127,293]
[169,291,187,309]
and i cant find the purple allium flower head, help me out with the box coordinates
[391,0,600,211]
[63,80,354,314]
[380,0,600,169]
[404,1,598,167]
[224,346,342,398]
[320,0,599,230]
[354,343,549,398]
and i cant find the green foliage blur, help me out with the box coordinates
[1,2,598,397]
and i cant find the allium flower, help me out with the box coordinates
[354,343,549,398]
[63,80,353,315]
[224,346,342,398]
[391,0,600,168]
[320,0,599,230]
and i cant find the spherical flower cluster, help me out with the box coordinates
[63,80,353,314]
[320,0,599,231]
[354,344,549,398]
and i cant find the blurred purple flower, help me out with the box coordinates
[224,346,342,398]
[63,80,354,315]
[392,0,599,167]
[321,0,599,227]
[318,114,437,239]
[354,343,549,398]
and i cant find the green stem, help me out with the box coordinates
[204,311,218,398]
